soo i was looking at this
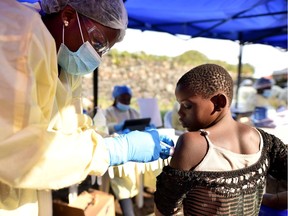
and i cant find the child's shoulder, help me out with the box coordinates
[177,131,207,149]
[170,131,208,170]
[179,130,204,140]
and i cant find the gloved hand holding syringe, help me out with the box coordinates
[104,129,175,166]
[160,141,174,156]
[159,134,175,158]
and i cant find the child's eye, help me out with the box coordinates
[183,104,192,109]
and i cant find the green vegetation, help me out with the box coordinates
[108,49,255,76]
[174,50,254,76]
[108,50,170,66]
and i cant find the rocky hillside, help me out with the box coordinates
[82,49,254,111]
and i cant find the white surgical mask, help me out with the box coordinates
[57,12,101,75]
[116,102,130,112]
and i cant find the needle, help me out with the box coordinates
[160,141,174,149]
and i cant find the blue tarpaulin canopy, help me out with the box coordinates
[19,0,287,49]
[125,0,287,49]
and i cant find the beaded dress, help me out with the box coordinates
[154,129,287,215]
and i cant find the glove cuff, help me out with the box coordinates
[104,136,128,166]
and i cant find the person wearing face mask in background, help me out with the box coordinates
[103,85,140,216]
[105,85,140,134]
[250,77,286,109]
[249,77,286,128]
[252,77,274,106]
[0,1,174,216]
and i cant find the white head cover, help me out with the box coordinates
[40,0,128,42]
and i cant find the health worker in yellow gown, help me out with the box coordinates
[0,1,173,215]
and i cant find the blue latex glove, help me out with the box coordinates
[104,129,175,166]
[159,134,175,159]
[113,121,125,132]
[145,124,157,130]
[121,128,131,134]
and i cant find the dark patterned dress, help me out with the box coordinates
[154,129,287,215]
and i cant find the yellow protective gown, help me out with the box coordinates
[0,1,109,215]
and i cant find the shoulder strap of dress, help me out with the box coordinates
[199,129,212,146]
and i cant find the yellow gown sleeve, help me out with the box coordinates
[0,5,109,190]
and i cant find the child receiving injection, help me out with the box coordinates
[154,63,287,216]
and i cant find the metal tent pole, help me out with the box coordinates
[93,68,98,116]
[235,40,244,110]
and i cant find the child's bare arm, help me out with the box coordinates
[170,132,207,171]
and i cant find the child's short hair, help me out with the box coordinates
[176,64,234,105]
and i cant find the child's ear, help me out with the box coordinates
[211,94,227,111]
